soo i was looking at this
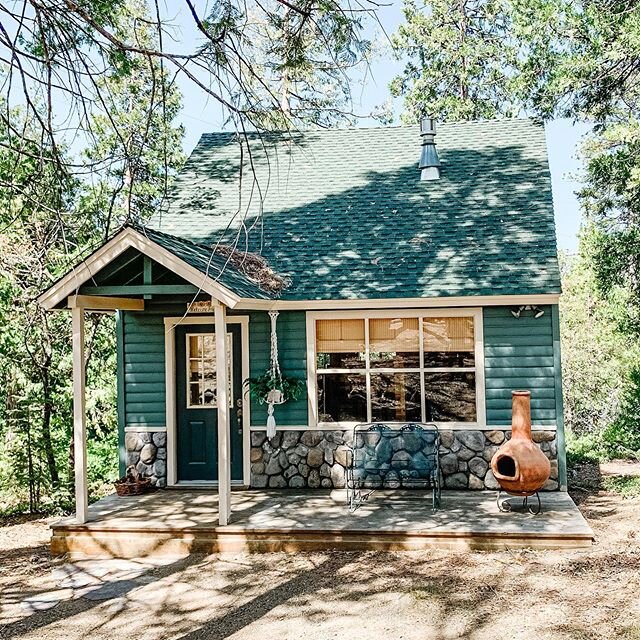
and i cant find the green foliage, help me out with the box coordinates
[561,244,640,463]
[390,0,523,122]
[244,372,306,404]
[602,475,640,498]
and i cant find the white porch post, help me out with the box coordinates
[71,306,88,524]
[214,302,231,526]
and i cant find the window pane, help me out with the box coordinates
[189,382,202,406]
[371,372,421,422]
[316,319,365,369]
[369,318,420,368]
[423,317,475,367]
[424,372,476,422]
[317,373,367,422]
[189,335,202,358]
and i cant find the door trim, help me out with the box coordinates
[164,315,251,487]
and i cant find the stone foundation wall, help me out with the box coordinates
[250,429,559,491]
[124,431,167,487]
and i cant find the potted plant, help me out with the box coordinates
[243,372,306,406]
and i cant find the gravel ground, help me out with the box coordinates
[1,479,639,640]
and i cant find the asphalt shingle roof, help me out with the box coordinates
[136,226,273,299]
[149,119,561,301]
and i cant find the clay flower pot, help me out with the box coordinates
[490,391,550,495]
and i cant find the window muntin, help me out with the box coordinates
[315,314,479,425]
[186,333,233,408]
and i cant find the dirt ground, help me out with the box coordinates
[1,470,639,640]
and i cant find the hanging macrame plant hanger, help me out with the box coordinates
[266,310,285,438]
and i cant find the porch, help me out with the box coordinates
[51,489,593,558]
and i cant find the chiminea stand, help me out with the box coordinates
[496,490,542,515]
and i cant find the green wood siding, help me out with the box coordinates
[483,306,558,426]
[248,311,308,426]
[122,312,166,426]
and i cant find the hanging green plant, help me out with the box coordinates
[243,372,306,405]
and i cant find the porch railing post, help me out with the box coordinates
[71,305,88,524]
[214,301,231,526]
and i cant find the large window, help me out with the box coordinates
[313,312,481,425]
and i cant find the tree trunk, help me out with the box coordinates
[40,357,60,487]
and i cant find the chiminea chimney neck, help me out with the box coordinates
[418,117,441,181]
[511,390,532,440]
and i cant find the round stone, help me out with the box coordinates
[289,475,305,488]
[321,478,332,488]
[152,432,167,447]
[281,431,300,448]
[298,462,310,477]
[439,431,455,449]
[440,453,458,475]
[125,433,143,452]
[269,475,287,488]
[483,470,501,490]
[265,456,282,475]
[140,443,157,465]
[152,459,166,478]
[284,465,298,479]
[485,430,505,445]
[457,446,476,462]
[301,431,324,447]
[250,447,263,463]
[331,464,345,488]
[468,474,485,490]
[319,463,331,478]
[252,474,268,488]
[391,451,412,469]
[444,472,468,489]
[468,456,489,478]
[126,451,140,467]
[251,432,267,447]
[543,479,559,491]
[457,431,485,452]
[307,448,324,468]
[252,462,265,475]
[308,469,321,488]
[334,447,350,467]
[483,445,499,462]
[532,430,556,443]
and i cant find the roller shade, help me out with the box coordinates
[316,319,365,353]
[369,318,419,352]
[423,317,474,352]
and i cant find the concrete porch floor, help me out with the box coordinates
[51,489,594,558]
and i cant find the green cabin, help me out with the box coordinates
[39,118,565,522]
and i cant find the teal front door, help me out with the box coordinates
[175,323,244,482]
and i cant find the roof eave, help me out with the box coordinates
[37,227,243,311]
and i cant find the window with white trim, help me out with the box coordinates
[314,312,480,425]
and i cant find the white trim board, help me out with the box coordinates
[124,425,167,433]
[164,315,251,488]
[38,227,241,310]
[249,424,558,432]
[235,293,560,311]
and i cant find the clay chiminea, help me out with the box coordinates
[491,391,550,495]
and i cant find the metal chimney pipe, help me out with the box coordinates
[418,117,441,181]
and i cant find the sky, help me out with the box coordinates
[173,1,588,253]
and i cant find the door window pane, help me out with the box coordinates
[369,318,420,368]
[316,319,366,368]
[371,372,421,422]
[317,373,367,422]
[186,333,232,408]
[424,372,476,422]
[423,317,475,367]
